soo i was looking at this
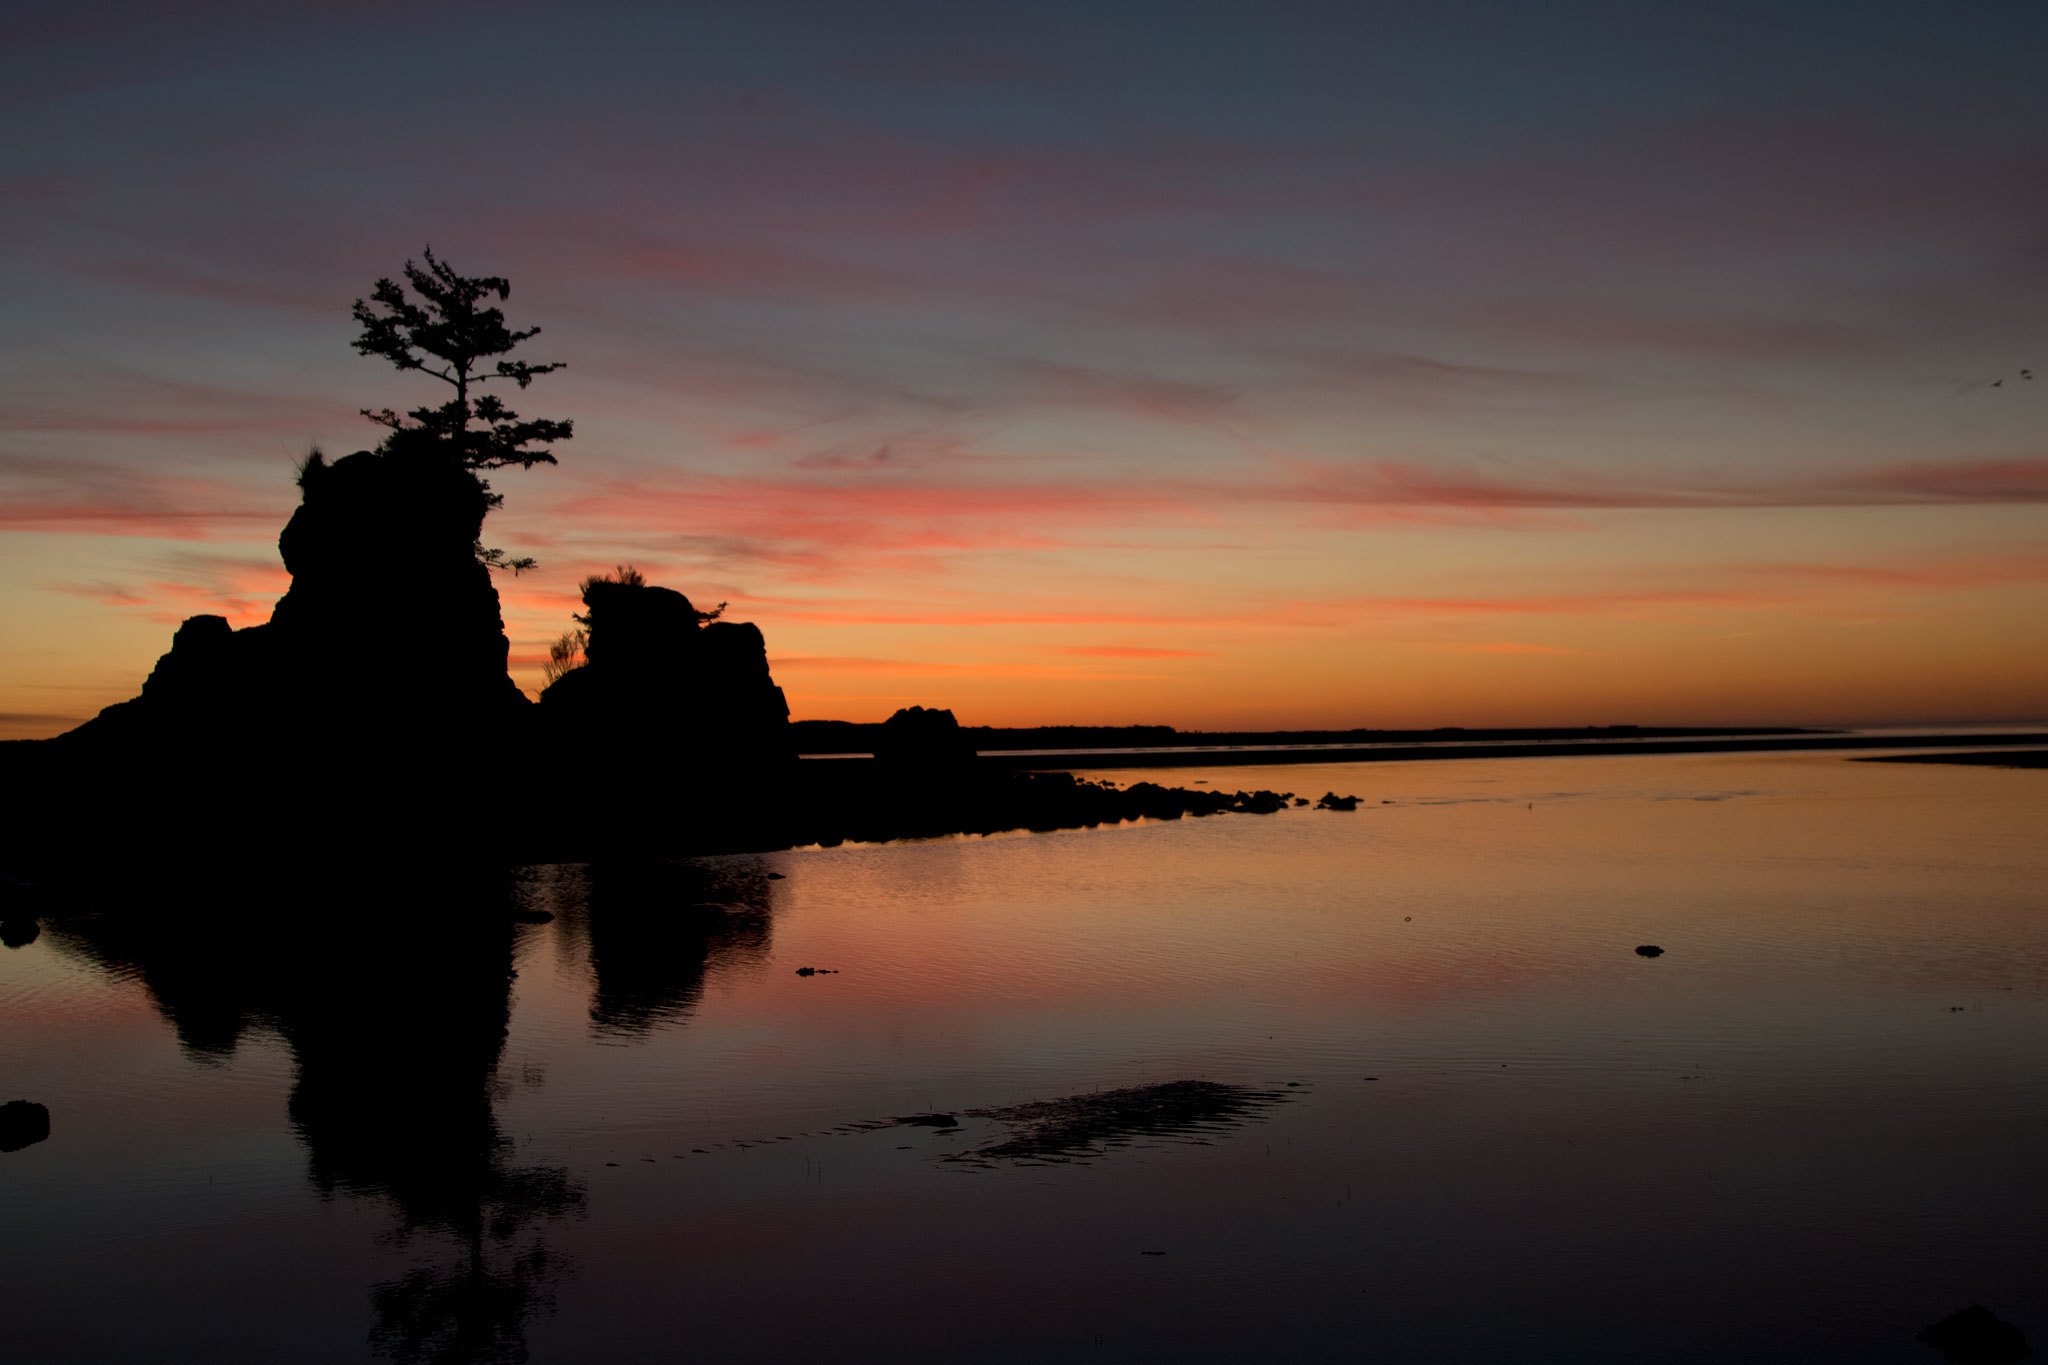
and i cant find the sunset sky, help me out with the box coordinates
[4,0,2046,737]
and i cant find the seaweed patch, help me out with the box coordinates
[940,1080,1290,1168]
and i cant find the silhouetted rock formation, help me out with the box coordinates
[1918,1305,2030,1364]
[10,440,1372,861]
[0,1100,50,1152]
[536,575,792,852]
[274,450,525,722]
[786,767,1299,847]
[874,706,977,768]
[541,578,788,755]
[44,450,529,856]
[61,611,273,750]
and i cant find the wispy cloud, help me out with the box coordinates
[44,550,289,625]
[1056,645,1211,659]
[515,453,2048,587]
[768,654,1168,681]
[0,453,286,541]
[0,369,347,436]
[1284,457,2048,515]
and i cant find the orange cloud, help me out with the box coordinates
[769,654,1168,681]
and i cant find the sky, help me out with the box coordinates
[4,0,2046,737]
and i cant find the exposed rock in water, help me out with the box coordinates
[536,577,790,822]
[1,919,39,949]
[1918,1305,2031,1364]
[541,578,789,761]
[1315,792,1361,810]
[0,1100,50,1152]
[12,438,1397,862]
[788,770,1305,848]
[1635,944,1665,957]
[537,574,792,850]
[27,450,536,857]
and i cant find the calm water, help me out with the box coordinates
[3,750,2045,1363]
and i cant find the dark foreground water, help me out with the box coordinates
[3,750,2045,1363]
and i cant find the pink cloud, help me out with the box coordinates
[1284,457,2048,515]
[717,542,2048,639]
[41,550,289,627]
[768,654,1167,681]
[1321,547,2048,624]
[47,581,152,607]
[15,437,2048,582]
[0,453,291,541]
[528,454,2048,584]
[1839,459,2048,503]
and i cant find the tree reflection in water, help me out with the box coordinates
[44,857,779,1364]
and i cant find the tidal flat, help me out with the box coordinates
[2,749,2044,1363]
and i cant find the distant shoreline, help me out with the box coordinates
[1854,749,2048,770]
[791,722,1822,755]
[928,731,2048,770]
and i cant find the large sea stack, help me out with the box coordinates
[63,450,524,752]
[33,449,533,859]
[273,450,528,722]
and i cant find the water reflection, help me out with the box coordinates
[44,858,779,1363]
[522,859,774,1039]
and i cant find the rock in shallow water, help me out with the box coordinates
[1917,1305,2030,1364]
[0,1100,50,1152]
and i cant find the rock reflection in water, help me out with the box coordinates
[520,858,774,1039]
[46,869,589,1365]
